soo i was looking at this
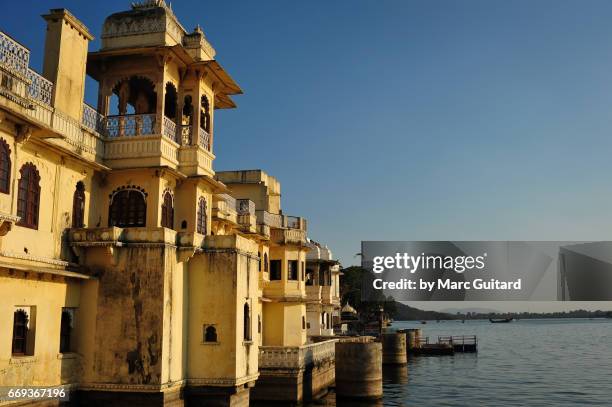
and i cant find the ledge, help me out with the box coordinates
[9,356,38,365]
[0,211,21,236]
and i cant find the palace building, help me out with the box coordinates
[0,1,341,406]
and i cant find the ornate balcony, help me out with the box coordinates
[270,228,307,246]
[213,193,238,225]
[256,211,307,231]
[0,31,29,78]
[236,199,257,233]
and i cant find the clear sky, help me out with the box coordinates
[5,0,612,267]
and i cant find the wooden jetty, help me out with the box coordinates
[409,335,478,356]
[438,335,478,353]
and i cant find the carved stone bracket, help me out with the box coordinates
[15,124,32,144]
[0,212,20,236]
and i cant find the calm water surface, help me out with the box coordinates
[315,318,612,407]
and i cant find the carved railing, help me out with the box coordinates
[259,340,336,370]
[286,216,301,229]
[270,228,307,245]
[162,115,179,143]
[255,211,306,230]
[198,127,210,151]
[237,199,255,215]
[27,69,53,105]
[216,193,237,213]
[82,103,105,133]
[256,210,283,228]
[0,31,29,77]
[105,114,156,137]
[180,125,192,145]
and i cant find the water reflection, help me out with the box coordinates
[383,364,408,385]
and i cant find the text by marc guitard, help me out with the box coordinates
[371,253,522,291]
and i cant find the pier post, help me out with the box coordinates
[335,340,383,400]
[400,328,422,351]
[381,332,407,365]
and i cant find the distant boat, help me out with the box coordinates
[421,321,427,324]
[489,318,514,323]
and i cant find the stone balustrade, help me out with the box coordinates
[306,285,322,302]
[26,69,53,105]
[259,339,337,370]
[0,31,29,78]
[270,228,307,246]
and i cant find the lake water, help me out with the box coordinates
[316,318,612,407]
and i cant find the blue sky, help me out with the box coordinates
[5,0,612,266]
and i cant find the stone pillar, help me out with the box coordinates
[381,332,407,365]
[335,341,383,400]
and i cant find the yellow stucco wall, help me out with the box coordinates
[187,235,259,382]
[0,270,83,387]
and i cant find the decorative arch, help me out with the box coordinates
[0,138,11,194]
[200,95,211,132]
[17,163,41,229]
[108,186,147,228]
[111,76,157,115]
[12,309,29,355]
[161,189,174,229]
[164,82,178,120]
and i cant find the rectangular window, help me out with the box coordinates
[288,260,298,280]
[60,308,76,353]
[270,260,282,280]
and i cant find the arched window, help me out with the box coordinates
[112,76,156,115]
[197,197,207,235]
[244,303,251,341]
[164,83,177,120]
[0,138,11,194]
[72,181,85,228]
[264,253,268,272]
[200,96,211,132]
[17,163,41,229]
[161,191,174,229]
[59,310,73,353]
[12,309,28,355]
[204,325,217,342]
[182,95,193,125]
[109,188,147,227]
[302,316,306,330]
[258,252,262,272]
[258,315,262,334]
